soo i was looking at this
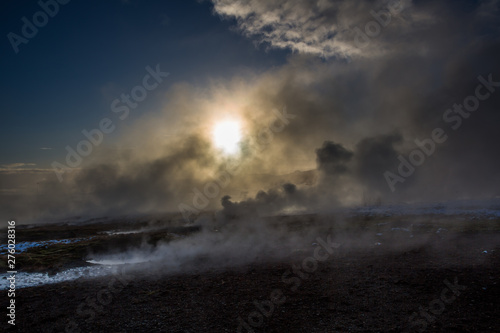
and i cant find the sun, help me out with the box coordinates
[212,120,242,155]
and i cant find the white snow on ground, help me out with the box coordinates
[0,266,113,290]
[101,230,144,235]
[351,199,500,218]
[0,238,93,255]
[100,226,171,236]
[86,257,153,265]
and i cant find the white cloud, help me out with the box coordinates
[211,0,425,58]
[1,163,36,169]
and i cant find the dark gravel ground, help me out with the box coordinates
[2,231,499,333]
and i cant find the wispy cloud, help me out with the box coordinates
[211,0,424,58]
[1,163,36,169]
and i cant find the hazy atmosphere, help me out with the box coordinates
[2,0,499,223]
[1,1,499,332]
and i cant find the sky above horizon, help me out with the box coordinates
[1,0,500,222]
[0,0,289,169]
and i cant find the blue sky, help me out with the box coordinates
[0,0,288,168]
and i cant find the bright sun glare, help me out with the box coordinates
[212,120,242,155]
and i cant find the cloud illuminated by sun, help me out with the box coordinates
[212,119,242,155]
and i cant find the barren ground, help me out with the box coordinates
[1,213,499,332]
